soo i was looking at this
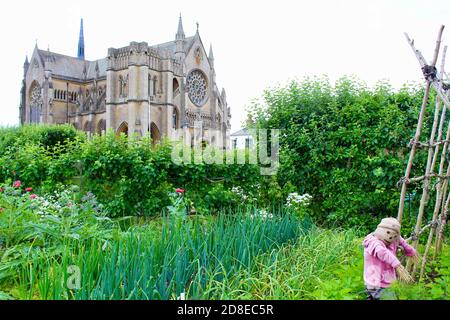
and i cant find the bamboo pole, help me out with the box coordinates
[408,173,450,183]
[435,117,450,255]
[435,177,449,256]
[435,190,450,254]
[411,95,440,274]
[419,46,448,280]
[431,48,447,172]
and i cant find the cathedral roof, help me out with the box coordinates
[37,49,107,80]
[35,34,196,80]
[152,36,195,56]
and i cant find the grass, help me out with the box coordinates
[212,228,364,300]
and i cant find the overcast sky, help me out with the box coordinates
[1,0,449,131]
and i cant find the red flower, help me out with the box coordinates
[176,188,185,194]
[25,187,33,192]
[0,187,4,193]
[30,194,37,200]
[13,180,21,188]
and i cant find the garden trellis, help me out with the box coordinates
[397,25,450,280]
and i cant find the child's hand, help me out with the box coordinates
[396,264,414,284]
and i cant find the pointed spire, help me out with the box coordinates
[209,44,214,60]
[209,44,214,69]
[176,14,185,40]
[82,62,87,79]
[78,18,85,59]
[196,22,200,35]
[45,46,52,70]
[95,60,99,78]
[23,55,30,76]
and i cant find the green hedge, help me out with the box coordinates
[0,126,261,217]
[247,76,433,230]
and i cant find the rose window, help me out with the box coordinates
[186,70,208,107]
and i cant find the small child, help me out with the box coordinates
[363,217,419,300]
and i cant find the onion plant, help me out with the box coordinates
[14,208,310,300]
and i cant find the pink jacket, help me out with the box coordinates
[363,234,416,288]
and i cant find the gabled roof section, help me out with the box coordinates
[38,49,107,80]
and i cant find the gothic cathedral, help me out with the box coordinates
[19,16,231,148]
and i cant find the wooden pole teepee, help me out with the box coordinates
[398,25,450,277]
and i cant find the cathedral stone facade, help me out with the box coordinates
[20,17,231,148]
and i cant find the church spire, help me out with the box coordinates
[209,44,214,68]
[176,14,185,40]
[209,44,214,60]
[77,18,85,60]
[23,55,29,77]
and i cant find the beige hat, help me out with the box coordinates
[373,217,401,244]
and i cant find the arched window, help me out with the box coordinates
[149,75,153,96]
[153,76,157,96]
[150,122,161,146]
[83,121,92,133]
[29,81,42,124]
[97,119,106,135]
[117,121,128,136]
[173,78,180,98]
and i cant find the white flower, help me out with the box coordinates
[286,193,312,207]
[250,209,274,220]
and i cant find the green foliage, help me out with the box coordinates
[0,125,84,189]
[0,182,115,287]
[309,241,365,299]
[0,126,261,217]
[212,228,362,299]
[0,124,84,151]
[386,246,450,300]
[248,76,431,230]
